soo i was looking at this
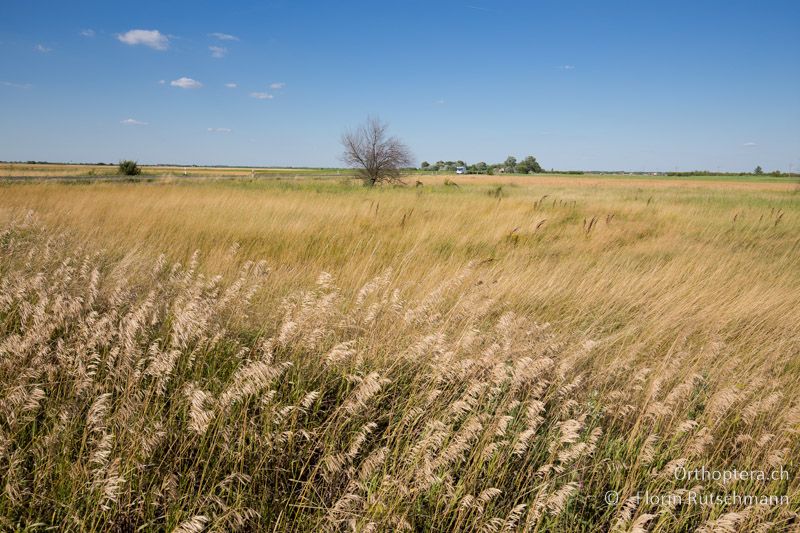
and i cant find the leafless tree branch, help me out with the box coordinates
[341,116,414,186]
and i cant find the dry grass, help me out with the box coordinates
[0,175,798,531]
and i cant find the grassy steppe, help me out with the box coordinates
[0,175,798,531]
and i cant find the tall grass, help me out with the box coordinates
[0,176,798,531]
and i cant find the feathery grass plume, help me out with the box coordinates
[145,343,182,392]
[611,496,641,531]
[402,262,474,324]
[341,372,390,415]
[479,517,505,533]
[742,391,783,424]
[501,504,527,532]
[172,515,209,533]
[705,387,740,424]
[405,419,449,464]
[477,487,502,509]
[326,493,364,525]
[658,458,687,480]
[696,511,749,533]
[639,434,659,465]
[218,360,292,410]
[675,419,699,434]
[18,386,46,423]
[765,447,787,470]
[97,458,125,511]
[185,383,215,435]
[316,271,334,289]
[513,401,547,457]
[686,426,713,456]
[346,422,377,461]
[86,392,112,434]
[2,450,26,507]
[88,427,114,466]
[357,446,388,484]
[299,390,321,412]
[629,513,657,533]
[447,381,488,420]
[138,418,167,460]
[433,415,484,470]
[355,268,394,307]
[549,418,585,453]
[324,340,356,366]
[545,482,579,515]
[460,494,477,511]
[557,426,602,463]
[782,403,800,434]
[323,452,346,480]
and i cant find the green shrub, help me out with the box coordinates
[118,160,141,176]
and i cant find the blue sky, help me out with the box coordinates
[1,0,798,172]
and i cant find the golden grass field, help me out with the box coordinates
[0,172,798,531]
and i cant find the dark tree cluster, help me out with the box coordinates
[419,155,543,175]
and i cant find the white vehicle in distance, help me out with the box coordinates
[455,166,466,174]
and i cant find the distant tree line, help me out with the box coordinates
[666,166,796,178]
[418,155,544,175]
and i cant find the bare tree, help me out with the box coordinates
[341,117,414,186]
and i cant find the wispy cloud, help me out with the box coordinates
[743,142,758,147]
[225,82,238,88]
[80,29,95,38]
[34,44,52,53]
[209,32,239,41]
[207,127,232,133]
[1,81,32,89]
[121,118,147,126]
[170,77,203,89]
[435,98,445,105]
[557,65,575,70]
[209,45,227,58]
[269,82,285,90]
[117,29,169,50]
[466,5,496,12]
[250,92,273,100]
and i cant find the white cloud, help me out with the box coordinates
[207,127,232,133]
[170,77,203,89]
[80,29,95,38]
[158,79,166,85]
[210,32,239,41]
[558,65,575,70]
[269,82,285,90]
[743,142,758,147]
[250,92,273,100]
[121,118,147,125]
[209,45,227,58]
[225,82,238,88]
[34,44,52,53]
[1,81,32,89]
[117,29,169,50]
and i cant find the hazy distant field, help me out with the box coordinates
[0,162,339,180]
[0,174,798,531]
[2,162,796,183]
